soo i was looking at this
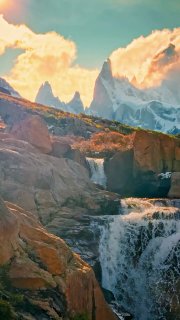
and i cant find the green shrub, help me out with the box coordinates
[0,300,15,319]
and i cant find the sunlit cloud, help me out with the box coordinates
[110,28,180,89]
[0,15,98,106]
[1,14,180,106]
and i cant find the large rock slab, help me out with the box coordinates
[10,115,52,154]
[104,131,180,197]
[0,138,94,223]
[105,149,134,195]
[51,136,71,158]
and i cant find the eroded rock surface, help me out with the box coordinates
[0,198,117,320]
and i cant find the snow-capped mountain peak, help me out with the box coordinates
[35,81,62,108]
[35,83,84,114]
[88,60,180,134]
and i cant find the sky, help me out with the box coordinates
[0,0,179,105]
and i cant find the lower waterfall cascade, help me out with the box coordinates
[86,157,107,187]
[98,198,180,320]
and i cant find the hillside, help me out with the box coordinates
[0,91,179,138]
[0,91,179,199]
[0,92,179,319]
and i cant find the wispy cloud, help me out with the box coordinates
[0,15,98,105]
[110,28,180,88]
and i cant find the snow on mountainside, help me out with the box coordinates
[88,59,180,133]
[35,81,84,114]
[0,78,21,98]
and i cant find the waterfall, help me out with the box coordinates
[86,158,107,187]
[98,198,180,320]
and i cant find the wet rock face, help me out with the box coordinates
[168,172,180,198]
[105,150,134,195]
[46,192,120,268]
[0,198,117,320]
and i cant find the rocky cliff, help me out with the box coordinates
[0,197,116,320]
[105,130,180,197]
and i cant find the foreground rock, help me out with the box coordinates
[10,115,52,154]
[0,133,120,275]
[0,136,96,223]
[0,197,117,320]
[105,131,180,197]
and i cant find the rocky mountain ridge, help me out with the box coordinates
[35,82,84,114]
[88,59,180,134]
[0,197,116,320]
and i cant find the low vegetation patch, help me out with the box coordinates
[0,300,15,319]
[73,131,134,154]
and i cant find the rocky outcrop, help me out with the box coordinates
[0,136,94,223]
[10,115,52,154]
[67,148,89,171]
[105,131,180,197]
[51,136,71,158]
[0,197,116,320]
[105,150,134,195]
[133,131,178,173]
[50,136,89,170]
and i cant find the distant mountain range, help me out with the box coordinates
[1,57,180,134]
[35,81,84,114]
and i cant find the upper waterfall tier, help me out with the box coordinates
[86,158,107,188]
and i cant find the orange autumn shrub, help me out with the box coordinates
[73,131,134,153]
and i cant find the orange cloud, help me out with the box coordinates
[0,15,98,106]
[110,28,180,89]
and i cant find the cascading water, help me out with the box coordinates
[86,158,107,188]
[98,198,180,320]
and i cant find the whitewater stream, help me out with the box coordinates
[85,157,180,319]
[94,198,180,320]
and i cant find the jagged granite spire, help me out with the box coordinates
[100,58,113,80]
[35,81,62,108]
[35,83,84,114]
